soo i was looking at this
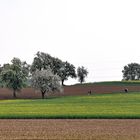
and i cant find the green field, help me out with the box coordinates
[75,81,140,86]
[0,93,140,119]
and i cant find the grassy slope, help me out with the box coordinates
[74,81,140,86]
[0,93,140,119]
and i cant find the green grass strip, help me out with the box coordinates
[0,92,140,119]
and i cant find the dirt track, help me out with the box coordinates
[0,84,140,99]
[0,119,139,140]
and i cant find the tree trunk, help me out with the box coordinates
[62,79,64,86]
[41,91,46,99]
[13,90,17,98]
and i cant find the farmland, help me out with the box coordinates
[0,92,139,119]
[1,81,140,99]
[0,119,140,140]
[0,82,140,139]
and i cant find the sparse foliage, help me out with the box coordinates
[77,66,88,84]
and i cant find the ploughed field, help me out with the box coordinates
[0,93,140,119]
[1,81,140,99]
[0,82,140,139]
[0,119,140,140]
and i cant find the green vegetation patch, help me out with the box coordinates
[0,93,140,119]
[74,81,140,86]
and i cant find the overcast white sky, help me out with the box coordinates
[0,0,140,84]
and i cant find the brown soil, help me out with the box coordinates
[0,119,139,140]
[0,84,140,99]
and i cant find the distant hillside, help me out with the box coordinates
[74,81,140,86]
[0,81,140,99]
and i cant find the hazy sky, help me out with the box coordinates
[0,0,140,84]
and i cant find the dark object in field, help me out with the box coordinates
[88,90,92,95]
[124,88,128,93]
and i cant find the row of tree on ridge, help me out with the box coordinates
[0,51,88,99]
[0,51,139,99]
